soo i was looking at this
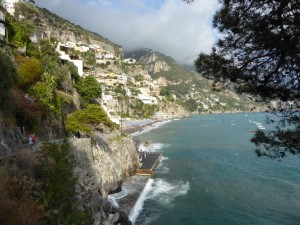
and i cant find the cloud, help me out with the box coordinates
[35,0,219,65]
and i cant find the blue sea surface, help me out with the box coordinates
[131,113,300,225]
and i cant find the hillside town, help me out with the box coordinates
[0,0,264,130]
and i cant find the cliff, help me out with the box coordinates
[69,132,139,224]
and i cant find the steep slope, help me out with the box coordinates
[125,49,266,113]
[36,7,123,58]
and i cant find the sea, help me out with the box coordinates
[110,113,300,225]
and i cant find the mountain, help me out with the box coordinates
[33,5,264,114]
[125,49,265,113]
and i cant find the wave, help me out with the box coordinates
[107,184,132,208]
[129,178,189,224]
[148,179,190,205]
[129,178,154,224]
[156,156,169,174]
[138,142,169,152]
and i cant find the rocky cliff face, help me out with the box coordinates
[69,131,138,224]
[35,8,121,58]
[139,53,171,73]
[70,133,138,197]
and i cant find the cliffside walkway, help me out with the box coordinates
[135,152,162,176]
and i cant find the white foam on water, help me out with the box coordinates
[107,186,132,208]
[155,156,169,174]
[107,195,119,208]
[139,142,169,152]
[148,179,190,205]
[129,178,154,224]
[129,178,189,224]
[146,142,169,152]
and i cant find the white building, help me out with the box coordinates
[1,0,24,15]
[56,42,84,76]
[123,58,136,64]
[138,94,157,105]
[0,6,6,39]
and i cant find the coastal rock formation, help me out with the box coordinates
[69,131,139,224]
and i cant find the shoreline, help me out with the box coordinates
[115,111,267,222]
[111,120,167,222]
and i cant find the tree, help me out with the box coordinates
[30,71,60,115]
[66,104,116,135]
[195,0,300,158]
[0,50,18,103]
[66,61,80,82]
[10,19,35,49]
[17,56,43,90]
[75,76,101,107]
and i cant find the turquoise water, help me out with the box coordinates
[132,113,300,225]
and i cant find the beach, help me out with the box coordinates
[122,119,157,134]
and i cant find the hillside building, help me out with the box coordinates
[56,42,84,76]
[0,5,6,41]
[1,0,24,15]
[138,94,157,105]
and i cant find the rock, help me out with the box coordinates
[90,191,102,218]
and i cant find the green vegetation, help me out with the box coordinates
[7,17,35,49]
[195,0,300,158]
[0,142,91,225]
[81,49,96,66]
[182,99,198,112]
[30,71,61,116]
[0,50,18,102]
[75,76,101,107]
[66,104,117,135]
[17,56,43,90]
[130,100,159,118]
[114,84,126,95]
[39,141,92,225]
[12,90,42,132]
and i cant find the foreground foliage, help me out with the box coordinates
[39,141,91,225]
[0,50,18,103]
[0,141,91,225]
[195,0,300,158]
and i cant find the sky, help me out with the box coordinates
[34,0,219,65]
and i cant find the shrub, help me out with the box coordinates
[75,76,101,107]
[39,141,92,224]
[0,50,18,102]
[17,56,43,90]
[66,104,117,135]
